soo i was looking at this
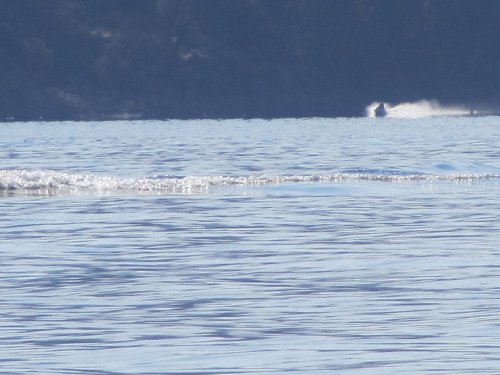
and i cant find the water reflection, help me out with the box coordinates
[1,180,500,373]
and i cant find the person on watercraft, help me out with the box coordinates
[374,102,387,118]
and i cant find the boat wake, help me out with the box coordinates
[366,100,469,118]
[0,169,498,196]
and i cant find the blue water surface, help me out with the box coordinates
[1,117,500,374]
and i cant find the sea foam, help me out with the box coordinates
[0,169,498,196]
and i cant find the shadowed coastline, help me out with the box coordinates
[2,0,500,121]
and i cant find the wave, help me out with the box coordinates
[0,169,498,196]
[366,100,470,118]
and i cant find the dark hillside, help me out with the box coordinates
[1,0,500,120]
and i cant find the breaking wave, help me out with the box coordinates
[366,100,470,118]
[0,169,498,196]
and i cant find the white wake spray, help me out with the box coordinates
[366,100,470,118]
[0,169,498,196]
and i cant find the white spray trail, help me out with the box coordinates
[366,100,470,118]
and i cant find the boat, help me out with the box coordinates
[374,103,387,118]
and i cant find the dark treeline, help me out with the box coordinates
[2,0,500,120]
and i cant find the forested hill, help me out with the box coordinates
[2,0,500,121]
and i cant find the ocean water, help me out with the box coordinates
[1,117,500,374]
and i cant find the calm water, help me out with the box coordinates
[1,117,500,374]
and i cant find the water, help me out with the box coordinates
[1,117,499,374]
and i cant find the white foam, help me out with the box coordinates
[0,169,498,196]
[367,100,469,118]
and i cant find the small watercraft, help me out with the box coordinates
[374,103,387,118]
